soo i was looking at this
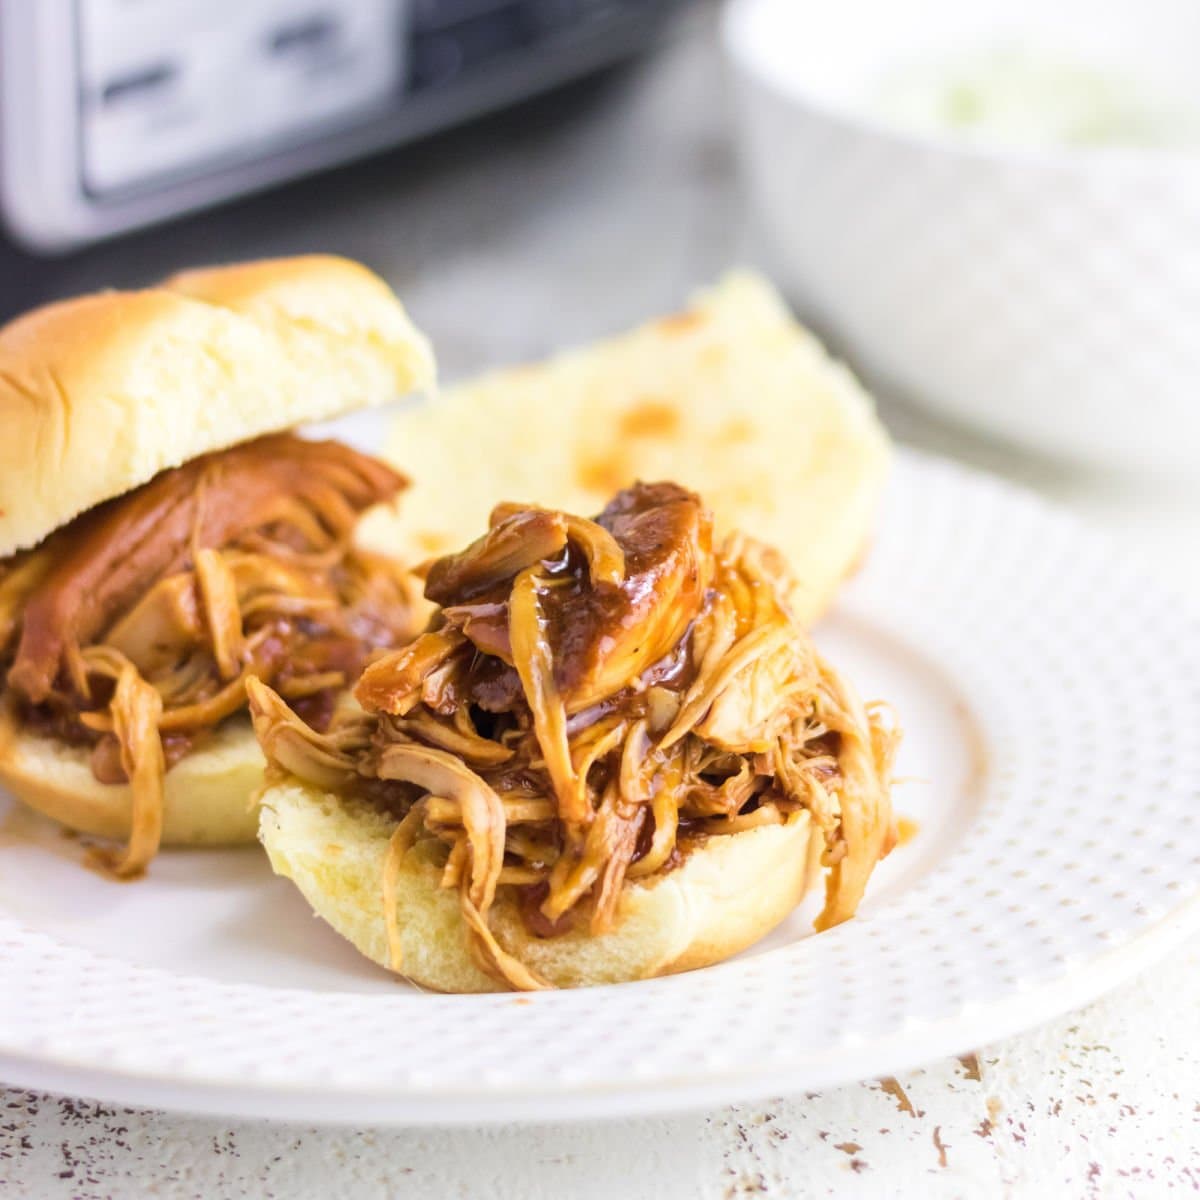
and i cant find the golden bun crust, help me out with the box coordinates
[258,779,822,992]
[369,272,888,626]
[0,255,435,558]
[0,701,262,845]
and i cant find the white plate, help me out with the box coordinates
[0,449,1197,1125]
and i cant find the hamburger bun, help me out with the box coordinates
[0,255,434,854]
[258,779,823,992]
[369,272,888,626]
[0,701,261,845]
[0,255,435,559]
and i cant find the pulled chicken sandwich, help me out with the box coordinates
[252,481,898,992]
[0,256,435,873]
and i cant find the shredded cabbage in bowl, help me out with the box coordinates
[874,45,1200,150]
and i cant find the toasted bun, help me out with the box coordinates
[368,273,888,625]
[258,779,822,992]
[0,701,261,845]
[0,255,435,558]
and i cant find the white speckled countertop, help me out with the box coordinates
[3,948,1199,1197]
[2,7,1199,1196]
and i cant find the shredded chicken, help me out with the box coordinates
[0,435,420,876]
[250,482,898,990]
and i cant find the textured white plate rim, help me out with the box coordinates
[0,891,1197,1126]
[0,447,1197,1124]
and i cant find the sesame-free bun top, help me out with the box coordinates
[372,273,888,626]
[0,255,435,559]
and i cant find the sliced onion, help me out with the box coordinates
[509,567,587,828]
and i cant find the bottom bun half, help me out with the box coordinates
[0,701,263,845]
[258,779,824,992]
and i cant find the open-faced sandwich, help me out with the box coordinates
[0,256,434,875]
[252,482,898,991]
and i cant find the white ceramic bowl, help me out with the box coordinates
[723,0,1200,471]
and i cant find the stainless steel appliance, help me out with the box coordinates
[0,0,678,251]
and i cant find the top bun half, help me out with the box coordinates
[374,273,889,627]
[0,255,435,558]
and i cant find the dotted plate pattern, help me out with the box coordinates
[0,451,1197,1123]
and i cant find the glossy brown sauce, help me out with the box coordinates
[8,435,404,704]
[542,482,711,707]
[1,436,414,787]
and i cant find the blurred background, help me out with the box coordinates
[1,0,1196,580]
